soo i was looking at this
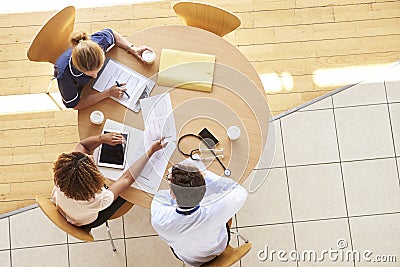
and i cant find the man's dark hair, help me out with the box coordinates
[170,163,206,208]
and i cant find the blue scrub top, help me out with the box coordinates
[54,28,115,108]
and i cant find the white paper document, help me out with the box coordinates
[93,58,155,111]
[138,93,177,190]
[93,119,174,194]
[140,93,177,143]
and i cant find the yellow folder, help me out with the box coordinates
[157,48,216,92]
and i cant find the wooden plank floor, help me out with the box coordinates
[0,0,399,214]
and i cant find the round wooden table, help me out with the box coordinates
[79,25,270,208]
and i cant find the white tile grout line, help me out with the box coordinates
[269,60,400,122]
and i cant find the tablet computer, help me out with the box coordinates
[97,130,129,169]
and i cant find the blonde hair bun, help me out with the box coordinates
[70,31,90,46]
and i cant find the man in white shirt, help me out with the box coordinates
[151,163,248,266]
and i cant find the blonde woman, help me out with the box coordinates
[52,132,166,228]
[54,28,152,109]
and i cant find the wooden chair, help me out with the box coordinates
[27,6,75,64]
[36,195,133,251]
[201,242,252,267]
[172,1,241,37]
[201,218,252,266]
[26,6,75,109]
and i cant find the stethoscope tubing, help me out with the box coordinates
[177,133,231,176]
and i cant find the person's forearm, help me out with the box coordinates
[109,148,155,199]
[74,134,103,153]
[73,91,109,110]
[123,148,154,182]
[113,30,134,52]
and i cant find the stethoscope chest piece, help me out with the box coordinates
[224,169,231,177]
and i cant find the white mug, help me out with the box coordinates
[142,50,156,65]
[227,126,241,141]
[90,110,104,125]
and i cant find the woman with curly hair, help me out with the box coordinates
[52,132,166,228]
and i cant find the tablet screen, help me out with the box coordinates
[97,131,128,169]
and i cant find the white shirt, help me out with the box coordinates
[151,171,248,266]
[51,186,114,226]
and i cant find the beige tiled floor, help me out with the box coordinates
[287,163,347,221]
[281,109,340,166]
[334,105,395,161]
[1,63,400,267]
[294,218,353,267]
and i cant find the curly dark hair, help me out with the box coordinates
[170,163,206,208]
[53,152,105,201]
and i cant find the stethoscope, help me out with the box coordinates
[177,133,232,176]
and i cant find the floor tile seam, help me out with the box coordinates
[10,235,154,251]
[236,211,400,228]
[388,100,400,105]
[297,107,333,113]
[278,119,299,266]
[384,80,400,186]
[66,236,70,267]
[236,221,293,229]
[11,242,67,251]
[7,216,11,267]
[282,156,398,169]
[124,234,158,240]
[331,100,357,267]
[348,211,400,220]
[253,166,286,171]
[333,102,391,110]
[291,102,393,116]
[122,215,128,267]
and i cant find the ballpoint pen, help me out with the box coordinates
[115,81,130,98]
[152,136,172,141]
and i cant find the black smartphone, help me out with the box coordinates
[198,128,219,148]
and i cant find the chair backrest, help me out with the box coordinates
[36,195,94,242]
[201,243,252,267]
[172,1,241,37]
[27,6,75,64]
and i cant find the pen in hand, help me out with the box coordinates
[115,81,130,98]
[152,136,172,141]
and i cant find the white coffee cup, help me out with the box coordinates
[227,126,241,141]
[90,110,104,125]
[142,50,156,65]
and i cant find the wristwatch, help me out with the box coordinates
[126,44,134,52]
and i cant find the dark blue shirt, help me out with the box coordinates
[54,29,115,108]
